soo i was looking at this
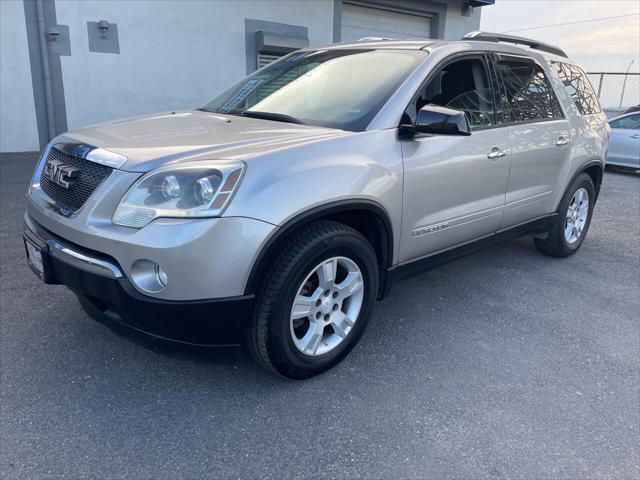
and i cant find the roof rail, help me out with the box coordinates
[358,36,394,42]
[462,31,568,58]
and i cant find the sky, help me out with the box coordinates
[480,0,640,73]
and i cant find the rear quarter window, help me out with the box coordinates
[551,62,602,115]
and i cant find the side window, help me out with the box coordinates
[496,57,564,123]
[609,114,640,130]
[415,57,496,129]
[551,62,602,115]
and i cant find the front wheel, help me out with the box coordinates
[247,220,379,379]
[534,173,595,257]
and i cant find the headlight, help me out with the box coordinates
[113,161,244,228]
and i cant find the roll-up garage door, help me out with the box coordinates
[340,4,432,43]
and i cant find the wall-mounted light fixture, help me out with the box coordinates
[87,20,120,54]
[98,20,110,39]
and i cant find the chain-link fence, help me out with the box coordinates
[587,72,640,118]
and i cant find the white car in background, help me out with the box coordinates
[606,112,640,170]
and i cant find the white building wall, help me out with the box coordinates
[55,0,335,131]
[442,1,482,40]
[0,0,40,152]
[0,0,486,153]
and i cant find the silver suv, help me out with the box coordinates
[24,32,610,378]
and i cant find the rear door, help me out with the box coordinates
[493,54,572,228]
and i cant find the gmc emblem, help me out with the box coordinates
[43,159,80,189]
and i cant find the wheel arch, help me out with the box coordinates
[583,162,604,201]
[244,200,394,299]
[561,160,604,208]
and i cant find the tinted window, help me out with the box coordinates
[203,49,427,132]
[609,114,640,130]
[496,58,563,123]
[414,58,496,129]
[552,62,602,115]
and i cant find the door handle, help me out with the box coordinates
[487,147,507,160]
[631,134,639,139]
[556,136,570,146]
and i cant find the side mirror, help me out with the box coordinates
[404,104,471,136]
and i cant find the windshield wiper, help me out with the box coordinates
[195,107,215,113]
[240,110,304,125]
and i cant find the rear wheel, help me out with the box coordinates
[247,220,378,379]
[534,173,595,257]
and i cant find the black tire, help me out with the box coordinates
[246,220,379,379]
[534,173,595,257]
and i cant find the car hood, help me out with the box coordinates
[56,110,349,172]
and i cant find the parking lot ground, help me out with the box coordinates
[1,153,639,479]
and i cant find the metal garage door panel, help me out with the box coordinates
[341,4,431,42]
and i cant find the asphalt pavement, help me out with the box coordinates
[1,153,638,479]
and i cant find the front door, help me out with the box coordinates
[399,55,510,263]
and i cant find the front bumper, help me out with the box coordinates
[24,217,254,345]
[26,191,277,300]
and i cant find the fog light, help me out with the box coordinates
[130,259,168,293]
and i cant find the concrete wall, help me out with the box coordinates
[55,0,334,131]
[0,0,40,152]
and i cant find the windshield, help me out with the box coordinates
[202,49,427,131]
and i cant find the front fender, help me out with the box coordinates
[224,129,404,261]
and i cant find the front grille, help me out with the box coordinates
[40,147,112,215]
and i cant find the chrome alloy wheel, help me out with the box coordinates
[290,256,364,356]
[564,187,589,244]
